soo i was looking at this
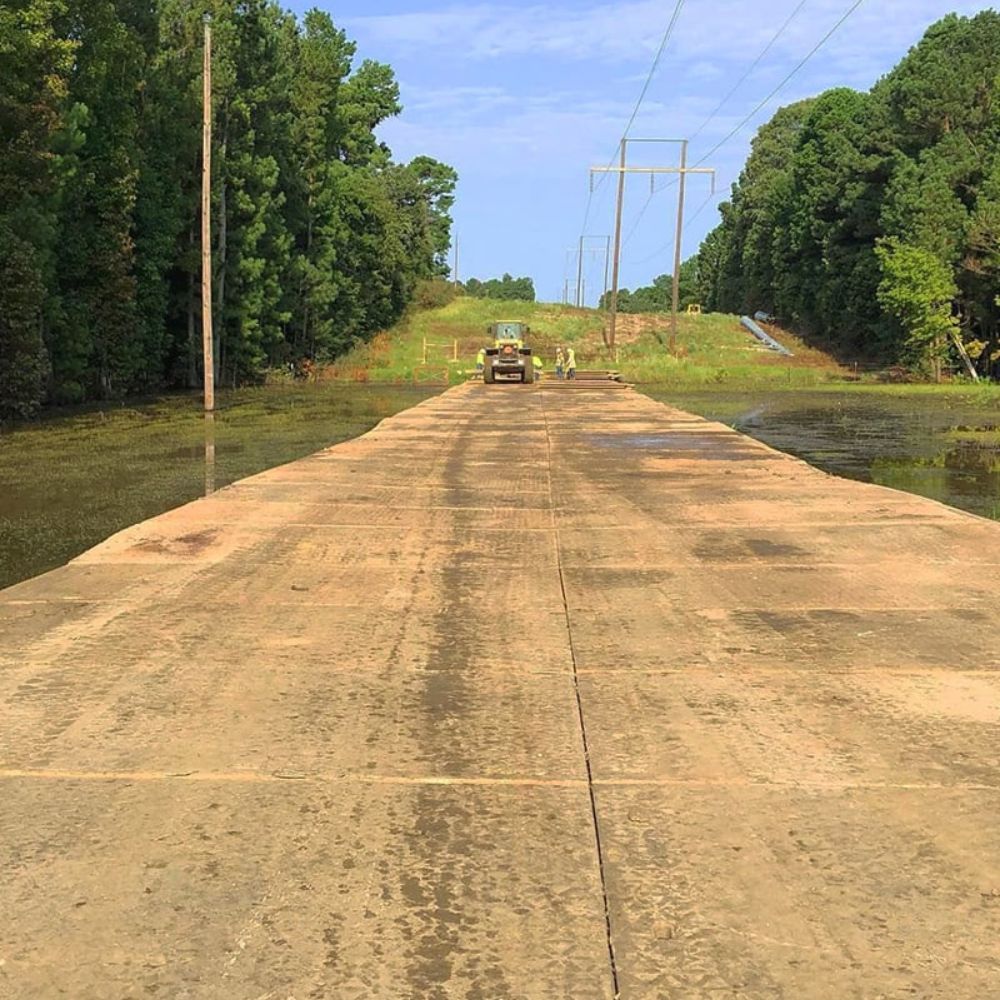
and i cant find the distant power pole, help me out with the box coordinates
[603,235,611,306]
[574,234,611,310]
[591,139,715,354]
[201,14,215,413]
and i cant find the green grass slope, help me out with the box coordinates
[329,296,1000,399]
[328,298,602,384]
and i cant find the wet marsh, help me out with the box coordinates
[0,385,436,590]
[4,383,1000,593]
[644,387,1000,522]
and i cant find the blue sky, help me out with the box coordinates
[287,1,993,304]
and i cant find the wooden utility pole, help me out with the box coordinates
[669,140,689,354]
[608,140,627,350]
[201,14,215,413]
[592,139,715,355]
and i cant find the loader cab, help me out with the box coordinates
[489,322,530,349]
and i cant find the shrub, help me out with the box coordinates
[411,279,457,312]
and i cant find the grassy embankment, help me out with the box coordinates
[329,297,597,385]
[332,296,1000,402]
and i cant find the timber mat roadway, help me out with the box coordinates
[1,383,999,1000]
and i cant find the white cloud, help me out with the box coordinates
[344,1,669,62]
[385,87,661,176]
[346,0,991,79]
[356,0,996,289]
[402,84,520,117]
[376,0,997,182]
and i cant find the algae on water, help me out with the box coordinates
[0,385,437,590]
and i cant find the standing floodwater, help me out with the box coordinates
[644,388,1000,522]
[0,384,437,590]
[5,385,1000,592]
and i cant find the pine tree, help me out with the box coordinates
[285,9,355,359]
[698,11,1000,372]
[49,0,148,399]
[0,0,458,409]
[0,0,75,416]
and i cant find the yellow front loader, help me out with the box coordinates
[483,322,534,384]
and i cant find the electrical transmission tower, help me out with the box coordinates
[591,138,715,352]
[575,235,612,308]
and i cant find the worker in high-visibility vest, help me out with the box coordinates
[532,355,543,383]
[565,347,577,380]
[555,347,565,379]
[476,347,486,377]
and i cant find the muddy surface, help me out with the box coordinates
[0,385,436,590]
[644,387,1000,520]
[1,384,999,997]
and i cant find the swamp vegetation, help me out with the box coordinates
[646,388,1000,523]
[0,385,435,589]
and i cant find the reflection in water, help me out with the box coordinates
[204,411,216,496]
[643,388,1000,522]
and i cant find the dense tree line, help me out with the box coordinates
[0,1,456,418]
[599,260,699,313]
[463,274,536,302]
[697,12,1000,376]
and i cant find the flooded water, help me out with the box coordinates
[5,383,1000,592]
[0,384,437,590]
[644,388,1000,522]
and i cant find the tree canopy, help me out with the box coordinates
[0,0,457,418]
[463,274,536,302]
[599,259,699,314]
[697,11,1000,375]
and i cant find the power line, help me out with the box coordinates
[689,0,810,144]
[684,190,724,232]
[693,0,868,168]
[620,188,657,251]
[620,0,688,143]
[580,0,687,234]
[620,0,821,250]
[629,188,725,268]
[619,0,867,262]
